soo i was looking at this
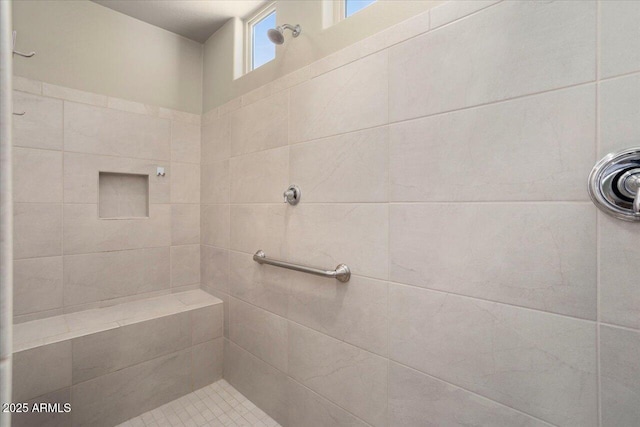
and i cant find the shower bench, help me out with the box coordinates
[11,289,223,427]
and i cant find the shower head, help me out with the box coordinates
[268,24,301,45]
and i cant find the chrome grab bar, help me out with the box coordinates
[253,250,351,282]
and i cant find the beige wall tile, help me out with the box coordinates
[201,160,229,204]
[230,204,287,257]
[229,251,289,318]
[272,66,311,93]
[389,1,595,121]
[430,0,500,29]
[230,297,288,372]
[64,152,169,204]
[390,85,596,202]
[288,322,388,427]
[230,147,289,204]
[201,204,230,248]
[290,51,388,143]
[14,203,62,259]
[230,91,288,156]
[290,127,388,203]
[288,273,388,357]
[13,341,71,401]
[288,379,368,427]
[241,84,273,107]
[191,338,224,390]
[12,91,63,150]
[201,245,229,294]
[63,247,170,307]
[600,1,640,78]
[170,162,200,204]
[71,349,191,427]
[389,362,547,427]
[203,289,229,339]
[42,83,107,107]
[106,97,159,117]
[383,9,431,47]
[14,147,62,203]
[72,313,191,383]
[600,73,640,156]
[64,101,170,160]
[171,120,200,164]
[224,341,288,426]
[171,244,200,287]
[191,305,224,345]
[171,204,200,245]
[389,285,597,427]
[63,204,171,254]
[201,114,230,164]
[600,325,640,427]
[600,213,640,329]
[218,98,241,116]
[286,204,388,280]
[158,108,200,126]
[14,256,63,316]
[390,203,596,319]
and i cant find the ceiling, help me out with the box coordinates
[92,0,268,43]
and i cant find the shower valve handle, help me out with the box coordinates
[283,185,301,205]
[622,172,640,214]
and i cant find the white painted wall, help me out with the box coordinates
[12,0,203,114]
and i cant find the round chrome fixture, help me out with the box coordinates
[267,24,301,45]
[283,184,301,205]
[588,147,640,221]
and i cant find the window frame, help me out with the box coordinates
[244,2,277,74]
[334,0,376,23]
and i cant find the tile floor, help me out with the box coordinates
[117,380,281,427]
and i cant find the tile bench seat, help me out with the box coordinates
[12,289,223,427]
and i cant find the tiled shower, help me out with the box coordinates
[2,1,640,426]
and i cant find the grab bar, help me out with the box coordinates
[253,250,351,282]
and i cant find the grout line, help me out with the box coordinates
[388,360,558,427]
[218,201,596,206]
[288,377,376,427]
[598,67,640,84]
[599,322,640,334]
[12,144,181,164]
[385,39,392,427]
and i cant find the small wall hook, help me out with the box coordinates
[12,31,35,58]
[13,111,25,116]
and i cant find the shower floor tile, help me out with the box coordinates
[117,380,281,427]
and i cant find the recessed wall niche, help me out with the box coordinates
[98,172,150,219]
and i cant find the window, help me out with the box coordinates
[245,4,276,73]
[327,0,376,27]
[345,0,376,17]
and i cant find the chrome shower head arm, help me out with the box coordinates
[279,24,301,37]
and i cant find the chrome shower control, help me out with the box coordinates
[589,147,640,221]
[283,185,301,205]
